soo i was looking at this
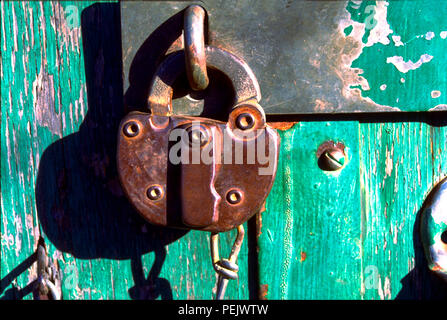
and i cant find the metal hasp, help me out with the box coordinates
[421,177,447,281]
[117,46,279,233]
[121,1,447,114]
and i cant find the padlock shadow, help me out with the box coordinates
[35,3,187,299]
[395,203,447,299]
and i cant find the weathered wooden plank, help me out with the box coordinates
[1,0,90,299]
[3,0,447,301]
[348,0,447,112]
[258,120,447,299]
[1,1,249,300]
[258,122,362,299]
[360,120,447,299]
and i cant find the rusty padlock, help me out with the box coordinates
[117,45,279,233]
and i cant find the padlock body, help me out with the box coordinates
[117,111,279,232]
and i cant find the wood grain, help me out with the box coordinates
[258,122,363,299]
[1,1,248,300]
[360,121,447,299]
[258,120,447,299]
[2,0,447,300]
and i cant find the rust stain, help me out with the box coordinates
[268,121,297,131]
[314,99,333,112]
[259,284,268,300]
[256,209,263,239]
[300,251,307,262]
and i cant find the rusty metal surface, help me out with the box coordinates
[148,46,261,116]
[117,112,279,233]
[118,45,279,233]
[420,177,447,281]
[184,5,209,91]
[121,0,415,115]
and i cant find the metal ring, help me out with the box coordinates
[184,5,209,91]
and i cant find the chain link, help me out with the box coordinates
[35,240,61,300]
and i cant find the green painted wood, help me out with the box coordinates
[256,0,447,299]
[1,1,248,300]
[258,120,447,299]
[258,122,363,299]
[359,121,447,299]
[2,0,447,301]
[347,0,447,111]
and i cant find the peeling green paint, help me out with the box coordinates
[345,0,447,111]
[344,25,354,37]
[2,0,447,301]
[1,1,248,300]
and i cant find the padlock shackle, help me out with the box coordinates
[147,46,261,116]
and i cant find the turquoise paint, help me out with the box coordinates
[344,25,354,36]
[346,0,447,111]
[346,0,377,43]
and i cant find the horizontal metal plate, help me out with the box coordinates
[121,1,447,114]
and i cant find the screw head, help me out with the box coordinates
[226,189,243,205]
[236,113,255,130]
[123,121,140,138]
[319,147,346,171]
[146,185,163,201]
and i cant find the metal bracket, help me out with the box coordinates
[421,177,447,281]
